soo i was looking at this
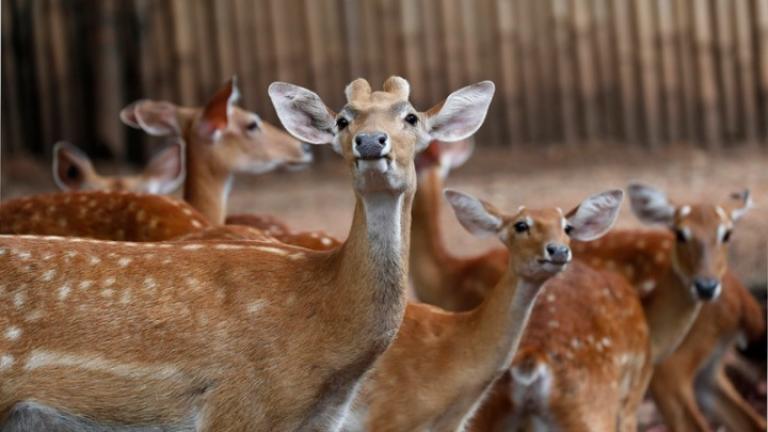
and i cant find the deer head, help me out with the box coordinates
[446,189,624,283]
[120,78,311,177]
[52,140,184,194]
[628,183,752,301]
[268,77,494,196]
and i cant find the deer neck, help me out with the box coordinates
[334,188,413,349]
[410,168,453,302]
[643,268,703,363]
[183,143,232,225]
[463,263,543,373]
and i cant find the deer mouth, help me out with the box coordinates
[355,156,393,173]
[537,258,570,266]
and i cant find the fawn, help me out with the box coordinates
[0,76,494,431]
[344,188,623,431]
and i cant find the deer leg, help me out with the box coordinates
[650,371,710,432]
[697,368,766,432]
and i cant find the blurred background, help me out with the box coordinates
[1,1,767,429]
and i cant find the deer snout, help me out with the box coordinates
[692,277,721,301]
[353,132,390,160]
[544,243,571,265]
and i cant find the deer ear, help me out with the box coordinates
[444,189,504,237]
[122,100,181,137]
[566,190,624,241]
[141,140,185,194]
[198,77,240,140]
[52,141,95,191]
[628,183,675,227]
[268,82,336,145]
[725,189,752,221]
[425,81,495,142]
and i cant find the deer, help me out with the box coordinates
[411,142,763,430]
[469,182,754,430]
[571,185,764,431]
[343,188,624,432]
[52,139,185,194]
[0,76,495,431]
[0,79,323,246]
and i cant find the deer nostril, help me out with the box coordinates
[355,136,363,146]
[546,244,558,256]
[378,135,387,145]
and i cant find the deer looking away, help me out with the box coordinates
[343,188,624,432]
[470,183,751,431]
[0,76,495,430]
[0,78,316,245]
[572,184,763,431]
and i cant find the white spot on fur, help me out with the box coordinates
[13,292,26,309]
[79,280,93,290]
[547,320,559,328]
[640,279,656,293]
[321,237,333,246]
[185,277,200,290]
[246,300,268,314]
[182,244,204,250]
[101,289,114,298]
[14,250,31,260]
[89,255,101,265]
[255,246,289,256]
[679,205,691,217]
[5,326,21,341]
[546,293,555,302]
[214,244,244,250]
[102,277,116,287]
[191,220,203,228]
[58,284,71,301]
[144,278,157,291]
[118,257,132,267]
[120,290,132,305]
[0,354,14,369]
[41,269,56,282]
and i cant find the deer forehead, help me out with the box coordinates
[676,205,731,238]
[516,208,564,229]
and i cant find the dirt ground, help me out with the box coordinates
[2,144,766,429]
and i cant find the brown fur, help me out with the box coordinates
[352,204,577,431]
[0,191,208,241]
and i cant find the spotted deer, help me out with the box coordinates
[0,79,314,244]
[572,184,763,431]
[470,183,750,430]
[52,139,185,194]
[343,188,624,432]
[411,145,763,430]
[0,76,495,431]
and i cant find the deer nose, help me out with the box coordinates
[353,132,389,159]
[693,277,721,301]
[545,243,571,264]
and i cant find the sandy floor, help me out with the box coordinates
[2,144,766,429]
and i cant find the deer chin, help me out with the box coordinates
[521,258,569,282]
[353,157,407,194]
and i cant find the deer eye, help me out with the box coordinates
[336,117,349,131]
[675,228,688,243]
[565,225,574,236]
[513,221,529,233]
[404,113,418,126]
[722,229,732,243]
[246,121,259,132]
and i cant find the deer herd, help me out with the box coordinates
[0,76,763,432]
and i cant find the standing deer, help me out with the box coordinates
[52,140,185,194]
[572,185,763,431]
[0,76,495,431]
[343,188,624,431]
[470,183,752,430]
